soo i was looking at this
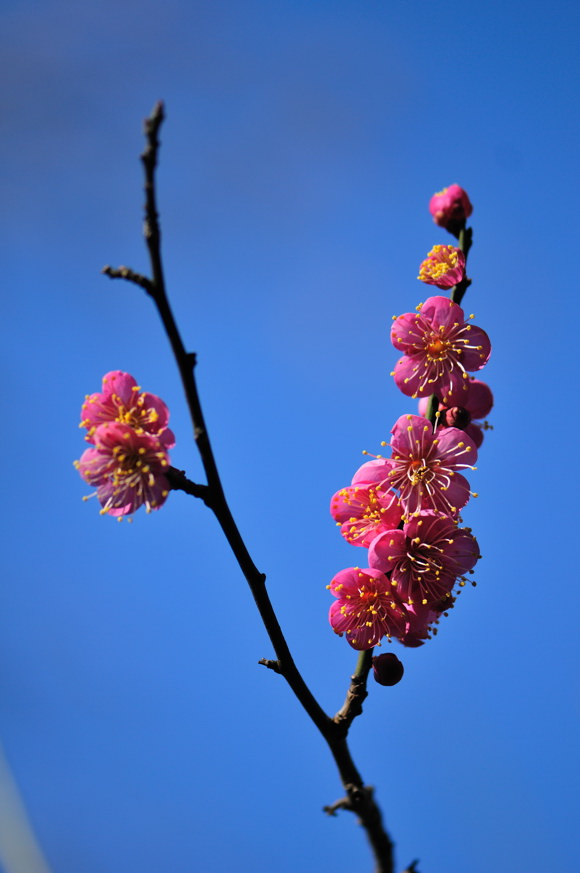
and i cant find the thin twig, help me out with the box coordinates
[101,264,154,294]
[106,102,397,873]
[258,658,283,674]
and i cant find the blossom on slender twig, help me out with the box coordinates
[429,184,472,235]
[330,484,402,547]
[368,510,480,606]
[81,370,175,448]
[75,422,170,516]
[353,414,478,517]
[418,245,465,289]
[391,295,491,404]
[328,567,408,650]
[418,377,493,447]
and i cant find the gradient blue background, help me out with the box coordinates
[2,1,578,871]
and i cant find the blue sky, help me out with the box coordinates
[1,1,578,871]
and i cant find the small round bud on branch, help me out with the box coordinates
[372,653,404,686]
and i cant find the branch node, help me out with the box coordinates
[323,796,352,816]
[258,658,283,674]
[324,783,379,819]
[165,467,211,504]
[101,264,154,295]
[332,672,369,732]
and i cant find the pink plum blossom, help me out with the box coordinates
[368,511,480,607]
[418,245,465,289]
[330,484,403,547]
[353,414,478,517]
[429,184,473,235]
[391,295,491,404]
[418,378,493,448]
[76,422,170,516]
[459,378,493,420]
[81,371,175,449]
[328,567,408,650]
[399,602,449,648]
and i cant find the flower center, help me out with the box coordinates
[358,586,379,605]
[408,459,430,485]
[115,395,159,432]
[426,336,448,357]
[112,445,147,482]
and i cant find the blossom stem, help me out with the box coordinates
[333,650,373,732]
[354,648,374,680]
[450,225,473,306]
[424,394,439,428]
[108,102,396,873]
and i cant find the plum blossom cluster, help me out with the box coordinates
[328,185,492,651]
[75,371,175,517]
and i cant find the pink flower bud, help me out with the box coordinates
[372,653,404,686]
[442,406,471,429]
[429,184,473,235]
[418,378,493,447]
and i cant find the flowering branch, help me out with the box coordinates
[100,101,398,873]
[79,105,492,873]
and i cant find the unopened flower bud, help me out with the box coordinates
[372,653,404,686]
[443,406,471,429]
[429,184,473,236]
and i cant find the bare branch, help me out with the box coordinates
[106,102,398,873]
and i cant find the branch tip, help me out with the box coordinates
[323,797,350,816]
[101,265,153,294]
[258,658,283,674]
[143,101,165,140]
